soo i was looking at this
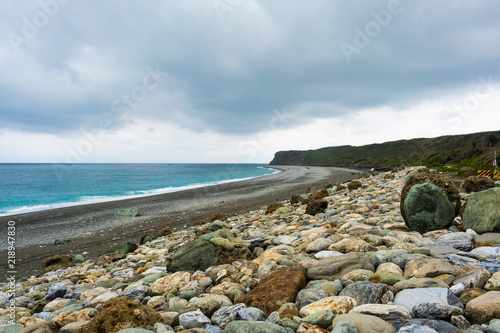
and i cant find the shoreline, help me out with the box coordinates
[0,165,360,278]
[0,164,281,218]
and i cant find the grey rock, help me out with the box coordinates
[338,281,390,305]
[404,183,456,234]
[166,239,221,273]
[393,288,463,312]
[453,267,491,289]
[203,324,224,333]
[178,310,211,329]
[44,288,68,301]
[211,303,246,329]
[349,304,412,326]
[265,311,281,325]
[118,286,149,301]
[436,240,474,252]
[331,320,358,333]
[476,259,500,275]
[400,319,460,333]
[396,324,438,332]
[115,329,155,333]
[471,247,500,259]
[235,307,266,322]
[487,319,500,333]
[444,254,480,267]
[412,301,463,320]
[295,288,328,309]
[306,252,375,280]
[224,321,289,333]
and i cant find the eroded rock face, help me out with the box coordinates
[400,172,461,227]
[234,267,306,317]
[84,296,162,333]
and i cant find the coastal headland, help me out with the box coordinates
[0,166,359,278]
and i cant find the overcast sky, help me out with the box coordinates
[1,1,499,163]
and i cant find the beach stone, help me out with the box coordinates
[52,309,92,328]
[462,176,495,193]
[224,321,288,333]
[111,242,138,254]
[53,238,72,245]
[84,297,162,333]
[189,295,232,317]
[398,319,459,332]
[341,269,374,285]
[306,252,375,281]
[471,246,500,258]
[296,323,330,332]
[17,322,58,333]
[116,207,139,217]
[349,304,412,326]
[276,303,298,319]
[396,324,438,332]
[314,251,343,259]
[403,257,461,279]
[338,281,391,305]
[300,309,338,329]
[140,230,161,244]
[299,296,357,317]
[403,183,456,234]
[400,173,461,227]
[332,313,396,333]
[202,324,223,333]
[487,320,500,333]
[306,279,341,295]
[306,238,334,253]
[393,288,463,312]
[412,302,463,320]
[475,259,500,275]
[235,267,306,317]
[166,239,221,273]
[179,310,211,329]
[475,233,500,247]
[459,288,487,305]
[218,245,255,265]
[462,187,500,233]
[235,307,266,321]
[252,249,282,265]
[295,289,329,310]
[150,271,191,294]
[274,207,291,215]
[118,286,149,302]
[210,237,234,251]
[329,238,373,253]
[211,303,246,329]
[306,200,328,216]
[330,321,357,333]
[42,255,74,273]
[199,229,234,241]
[58,320,91,333]
[453,267,491,289]
[485,271,500,291]
[368,271,406,286]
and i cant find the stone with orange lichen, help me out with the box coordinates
[252,249,282,265]
[235,267,306,317]
[52,309,92,327]
[299,296,357,317]
[150,271,191,294]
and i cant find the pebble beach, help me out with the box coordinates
[1,167,500,333]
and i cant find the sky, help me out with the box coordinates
[1,1,499,164]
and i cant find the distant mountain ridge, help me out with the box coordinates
[269,131,500,170]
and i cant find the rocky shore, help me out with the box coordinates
[1,167,499,333]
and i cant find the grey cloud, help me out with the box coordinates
[1,0,500,135]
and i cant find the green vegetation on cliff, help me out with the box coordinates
[270,131,500,170]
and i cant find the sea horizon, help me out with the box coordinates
[0,163,279,217]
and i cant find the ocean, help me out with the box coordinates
[0,163,278,216]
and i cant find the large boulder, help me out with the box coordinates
[235,267,306,317]
[400,172,461,227]
[84,297,162,332]
[166,239,221,272]
[403,183,456,233]
[464,291,500,324]
[462,175,495,193]
[306,252,374,281]
[338,281,391,305]
[462,187,500,233]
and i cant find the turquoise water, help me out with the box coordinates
[0,163,277,216]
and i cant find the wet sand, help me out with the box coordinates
[0,166,360,279]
